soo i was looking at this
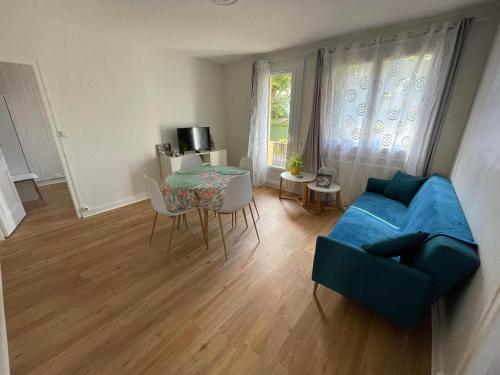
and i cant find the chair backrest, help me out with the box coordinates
[180,154,202,169]
[239,156,253,184]
[144,175,170,216]
[219,172,253,213]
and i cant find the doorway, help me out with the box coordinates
[0,58,80,238]
[264,59,304,189]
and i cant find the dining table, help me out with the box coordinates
[162,165,249,244]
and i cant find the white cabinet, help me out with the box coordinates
[159,149,227,180]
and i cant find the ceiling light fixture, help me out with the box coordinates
[211,0,239,6]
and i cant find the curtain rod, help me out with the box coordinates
[325,21,461,54]
[264,8,493,62]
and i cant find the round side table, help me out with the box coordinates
[279,171,316,207]
[307,181,342,213]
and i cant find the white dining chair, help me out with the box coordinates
[144,175,206,255]
[238,156,260,220]
[216,172,259,260]
[180,154,203,169]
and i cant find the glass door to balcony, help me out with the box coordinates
[263,60,303,188]
[268,71,292,169]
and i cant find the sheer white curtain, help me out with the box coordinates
[247,60,271,187]
[320,22,459,204]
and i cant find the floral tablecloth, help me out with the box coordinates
[162,169,246,211]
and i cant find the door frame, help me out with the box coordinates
[0,53,83,222]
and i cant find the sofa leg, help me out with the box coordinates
[313,282,319,296]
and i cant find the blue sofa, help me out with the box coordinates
[311,175,480,328]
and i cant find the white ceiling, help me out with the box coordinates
[5,0,495,63]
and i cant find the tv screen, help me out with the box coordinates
[177,127,211,154]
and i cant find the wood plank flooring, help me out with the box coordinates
[0,183,431,375]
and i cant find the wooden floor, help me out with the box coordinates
[0,183,431,375]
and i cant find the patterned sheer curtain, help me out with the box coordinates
[248,60,271,186]
[320,21,459,204]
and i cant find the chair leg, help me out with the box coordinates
[167,217,176,256]
[203,208,209,244]
[218,214,228,261]
[176,215,181,230]
[231,213,234,228]
[33,180,45,204]
[242,207,248,229]
[248,204,260,243]
[197,209,208,249]
[149,212,158,246]
[313,282,319,296]
[235,212,237,227]
[183,214,189,231]
[252,196,260,220]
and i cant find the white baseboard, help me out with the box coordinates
[81,194,149,218]
[432,300,447,375]
[37,177,66,186]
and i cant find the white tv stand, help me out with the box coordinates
[159,149,227,180]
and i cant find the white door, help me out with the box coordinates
[0,147,25,237]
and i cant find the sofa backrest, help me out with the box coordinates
[401,175,480,304]
[402,175,476,246]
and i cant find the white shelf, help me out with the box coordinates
[159,149,228,180]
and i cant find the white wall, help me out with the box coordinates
[0,96,30,176]
[0,13,226,215]
[428,15,500,175]
[0,62,64,182]
[222,7,500,177]
[223,58,254,166]
[437,22,500,375]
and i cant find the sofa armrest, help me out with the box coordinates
[366,178,389,194]
[401,235,480,306]
[312,236,431,328]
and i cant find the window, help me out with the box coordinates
[325,51,435,163]
[268,71,293,168]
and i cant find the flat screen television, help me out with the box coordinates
[177,126,211,154]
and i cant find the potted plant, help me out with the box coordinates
[288,152,304,176]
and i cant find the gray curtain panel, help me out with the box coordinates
[423,17,473,176]
[303,49,325,174]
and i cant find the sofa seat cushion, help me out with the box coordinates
[328,205,400,249]
[351,192,408,229]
